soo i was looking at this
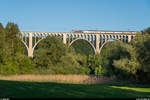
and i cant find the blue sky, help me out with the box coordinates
[0,0,150,32]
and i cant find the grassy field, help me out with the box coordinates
[0,79,150,98]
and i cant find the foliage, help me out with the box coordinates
[109,29,150,82]
[94,65,105,75]
[142,27,150,35]
[15,54,35,74]
[99,41,131,76]
[131,33,150,82]
[0,22,34,75]
[33,36,90,74]
[70,39,95,56]
[33,36,69,68]
[86,54,101,74]
[0,63,19,75]
[0,23,7,65]
[112,42,139,80]
[5,22,24,57]
[80,67,91,75]
[52,53,81,74]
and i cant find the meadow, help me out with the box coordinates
[0,75,150,98]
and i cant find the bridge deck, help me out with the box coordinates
[20,31,141,35]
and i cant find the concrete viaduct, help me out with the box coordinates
[19,31,141,57]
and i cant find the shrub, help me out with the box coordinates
[0,63,19,75]
[80,67,91,75]
[18,57,35,74]
[94,65,105,75]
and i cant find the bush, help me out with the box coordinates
[94,65,105,75]
[33,36,69,68]
[18,57,35,74]
[52,53,81,74]
[80,67,91,75]
[70,39,95,56]
[113,58,137,80]
[131,34,150,82]
[0,63,19,75]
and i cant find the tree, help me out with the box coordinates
[0,22,34,75]
[87,54,101,74]
[131,33,150,82]
[99,41,132,76]
[0,23,6,65]
[94,65,105,75]
[70,39,95,56]
[142,27,150,35]
[112,28,150,82]
[112,43,139,80]
[33,36,69,68]
[33,36,91,74]
[52,52,81,74]
[5,22,24,57]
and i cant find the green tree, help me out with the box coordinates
[112,43,139,80]
[0,22,34,75]
[33,36,69,68]
[73,54,91,74]
[131,33,150,82]
[52,52,81,74]
[142,27,150,35]
[87,54,101,74]
[0,23,7,65]
[33,36,91,74]
[5,22,24,57]
[99,41,131,76]
[94,65,105,75]
[112,28,150,82]
[70,39,95,56]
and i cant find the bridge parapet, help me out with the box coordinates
[20,31,140,35]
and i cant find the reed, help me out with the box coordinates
[0,75,115,84]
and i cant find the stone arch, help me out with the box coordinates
[32,34,64,57]
[69,38,96,54]
[99,38,120,54]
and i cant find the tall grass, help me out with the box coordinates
[0,75,115,84]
